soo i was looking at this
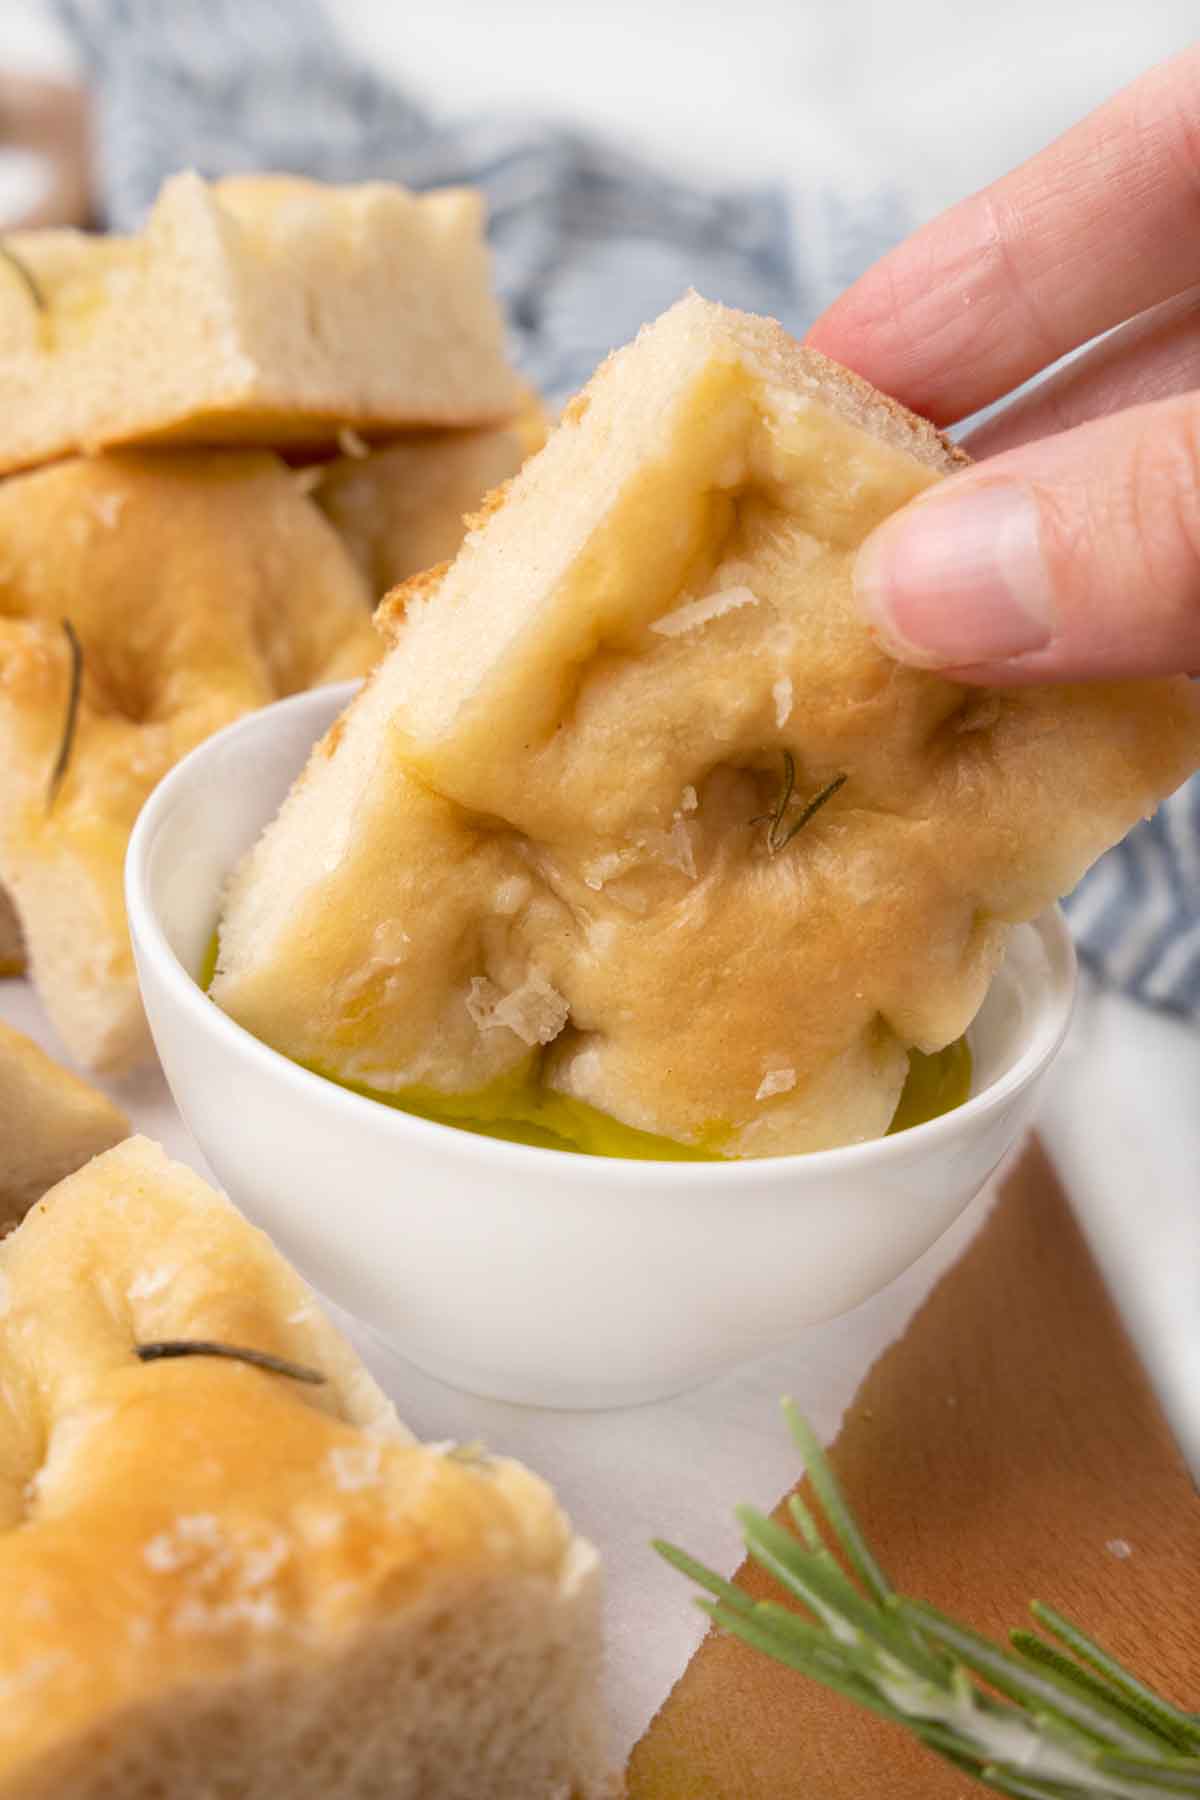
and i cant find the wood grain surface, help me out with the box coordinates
[627,1139,1200,1797]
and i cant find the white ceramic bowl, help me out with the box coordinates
[126,683,1076,1409]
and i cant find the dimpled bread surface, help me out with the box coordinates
[212,294,1200,1156]
[0,1137,608,1800]
[0,449,379,1074]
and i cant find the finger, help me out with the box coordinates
[806,45,1200,424]
[966,287,1200,458]
[852,393,1200,684]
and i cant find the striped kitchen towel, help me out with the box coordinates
[53,0,1200,1023]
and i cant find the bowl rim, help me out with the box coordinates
[126,683,1078,1189]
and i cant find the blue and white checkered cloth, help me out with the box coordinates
[54,0,1200,1024]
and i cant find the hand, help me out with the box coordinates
[0,76,90,231]
[806,47,1200,685]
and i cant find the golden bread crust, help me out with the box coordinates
[212,294,1200,1153]
[0,450,379,1071]
[0,1021,128,1228]
[0,1137,607,1798]
[0,172,524,474]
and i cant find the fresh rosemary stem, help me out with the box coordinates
[655,1402,1198,1799]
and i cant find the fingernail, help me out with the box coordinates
[854,481,1055,667]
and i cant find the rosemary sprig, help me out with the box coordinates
[0,241,45,312]
[656,1400,1200,1799]
[751,751,847,852]
[45,619,83,813]
[135,1340,326,1385]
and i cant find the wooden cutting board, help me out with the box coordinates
[627,1140,1200,1797]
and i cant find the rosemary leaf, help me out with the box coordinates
[910,1721,987,1771]
[46,619,82,814]
[750,752,847,852]
[703,1599,907,1725]
[902,1599,1173,1757]
[977,1768,1089,1800]
[989,1757,1197,1799]
[785,1489,825,1553]
[751,747,795,845]
[1094,1752,1200,1794]
[1032,1604,1200,1754]
[652,1539,757,1614]
[135,1339,325,1385]
[0,242,45,312]
[775,772,848,849]
[1013,1631,1200,1755]
[783,1398,892,1605]
[736,1505,911,1658]
[719,1599,865,1683]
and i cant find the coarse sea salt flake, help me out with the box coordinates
[128,1264,173,1301]
[582,850,634,891]
[144,1513,224,1573]
[490,970,569,1046]
[465,974,502,1029]
[756,1067,797,1101]
[242,1535,290,1587]
[89,490,126,530]
[637,821,697,880]
[650,585,759,638]
[327,1443,382,1492]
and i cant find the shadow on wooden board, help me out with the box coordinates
[628,1139,1199,1799]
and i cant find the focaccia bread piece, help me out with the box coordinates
[0,890,22,977]
[0,1020,127,1229]
[0,449,379,1073]
[0,1136,607,1800]
[213,295,1200,1156]
[0,171,525,475]
[312,424,529,596]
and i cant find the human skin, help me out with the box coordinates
[806,46,1200,685]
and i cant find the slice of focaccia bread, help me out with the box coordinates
[311,424,529,597]
[0,1136,608,1800]
[0,171,525,475]
[0,449,379,1074]
[0,1020,128,1229]
[213,295,1200,1156]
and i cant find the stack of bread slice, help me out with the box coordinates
[0,177,612,1799]
[0,170,533,1083]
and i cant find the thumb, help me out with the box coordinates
[853,394,1200,683]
